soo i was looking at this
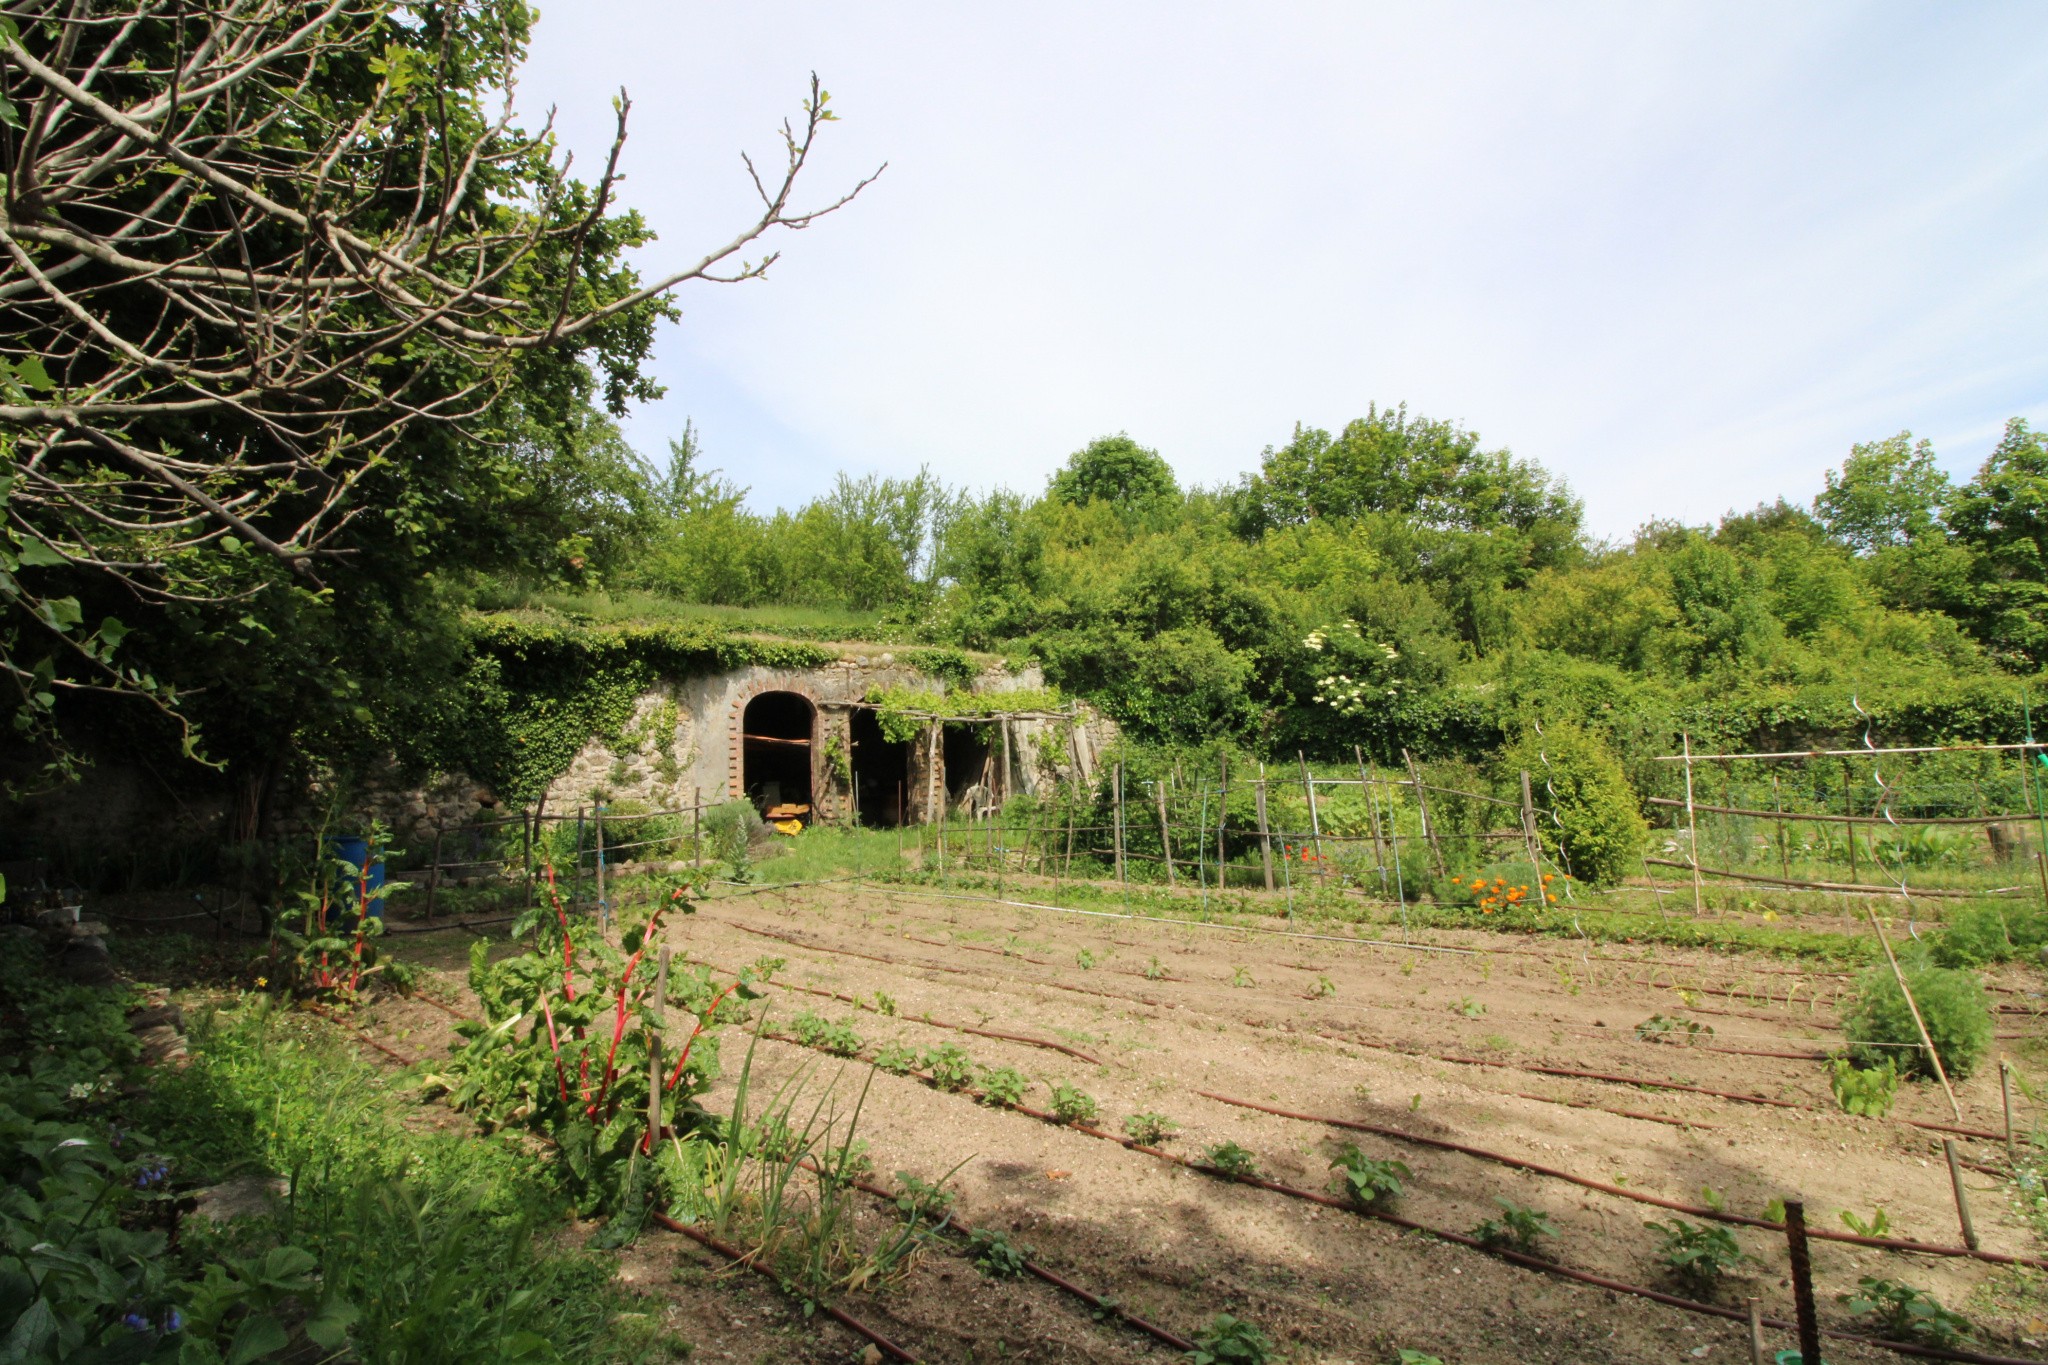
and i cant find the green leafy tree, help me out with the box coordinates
[1048,434,1180,519]
[1815,433,1951,552]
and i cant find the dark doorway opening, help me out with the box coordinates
[849,709,909,827]
[942,724,993,815]
[742,692,814,821]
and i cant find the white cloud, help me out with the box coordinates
[517,1,2048,535]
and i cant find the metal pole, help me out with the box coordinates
[1113,761,1126,885]
[1255,767,1275,893]
[1519,770,1542,871]
[1404,748,1445,877]
[1844,761,1859,884]
[1783,1201,1822,1365]
[594,803,607,932]
[1156,781,1176,888]
[1773,774,1790,882]
[1300,751,1327,887]
[1682,732,1704,917]
[1358,746,1389,896]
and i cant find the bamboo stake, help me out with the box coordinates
[1404,748,1445,877]
[1519,770,1542,871]
[1000,718,1013,806]
[648,947,670,1150]
[1681,732,1704,917]
[1844,762,1859,884]
[691,787,702,872]
[1783,1201,1822,1365]
[573,804,586,907]
[522,806,534,908]
[1300,751,1327,887]
[1745,1296,1766,1365]
[1063,785,1076,881]
[1867,906,1963,1122]
[1217,756,1230,890]
[2003,1061,2018,1163]
[594,802,607,930]
[1376,758,1409,936]
[426,820,443,919]
[1156,782,1176,887]
[1255,767,1275,893]
[1357,745,1388,893]
[1772,774,1790,881]
[1944,1138,1980,1250]
[1113,761,1126,886]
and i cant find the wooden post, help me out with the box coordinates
[1300,751,1327,887]
[1404,749,1445,877]
[648,947,670,1151]
[1944,1138,1979,1250]
[1000,719,1013,806]
[594,802,606,926]
[2003,1061,2018,1162]
[1113,761,1126,885]
[1217,756,1230,890]
[1255,767,1276,893]
[1682,732,1704,917]
[1868,906,1963,1122]
[573,804,586,907]
[426,820,444,919]
[1519,770,1543,873]
[1374,758,1409,920]
[1357,745,1388,891]
[692,786,703,871]
[1783,1200,1822,1365]
[1063,785,1076,880]
[522,805,535,908]
[1156,782,1176,887]
[1773,774,1790,882]
[1746,1296,1766,1365]
[1844,761,1859,884]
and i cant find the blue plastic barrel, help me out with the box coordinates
[327,836,387,923]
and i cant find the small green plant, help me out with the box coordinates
[893,1171,957,1219]
[921,1043,976,1091]
[874,990,897,1016]
[1077,948,1097,970]
[1841,1277,1972,1346]
[1453,996,1486,1018]
[1309,975,1337,999]
[1644,1218,1752,1293]
[1123,1112,1179,1146]
[1049,1081,1099,1126]
[1144,956,1167,981]
[1186,1312,1275,1365]
[967,1227,1031,1278]
[1472,1198,1557,1255]
[1204,1141,1259,1178]
[873,1042,919,1075]
[790,1009,864,1057]
[1839,1206,1892,1238]
[1331,1144,1410,1206]
[978,1065,1029,1109]
[1396,1353,1446,1365]
[1231,965,1255,989]
[1844,964,1992,1080]
[1763,1196,1787,1225]
[1700,1186,1727,1213]
[1830,1055,1901,1117]
[1635,1013,1714,1046]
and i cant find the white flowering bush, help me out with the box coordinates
[1304,620,1404,718]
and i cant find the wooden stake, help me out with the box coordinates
[1519,770,1543,875]
[1217,756,1230,890]
[426,820,444,919]
[691,786,702,872]
[1156,782,1176,887]
[1000,719,1013,807]
[1357,745,1388,892]
[521,806,534,909]
[1746,1296,1766,1365]
[1063,786,1076,881]
[1867,907,1963,1122]
[1844,761,1859,883]
[1944,1138,1980,1250]
[1682,732,1704,917]
[1404,748,1445,877]
[1300,751,1327,887]
[648,947,670,1150]
[1773,774,1790,882]
[2003,1061,2018,1163]
[1783,1200,1822,1365]
[594,802,606,927]
[1255,767,1275,893]
[1113,761,1126,886]
[573,804,585,907]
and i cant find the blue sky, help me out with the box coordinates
[517,2,2048,539]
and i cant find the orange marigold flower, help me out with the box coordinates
[1547,894,1557,903]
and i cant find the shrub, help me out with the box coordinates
[1500,723,1647,888]
[1841,1277,1972,1346]
[1122,1112,1178,1146]
[1472,1198,1557,1255]
[1203,1141,1258,1178]
[978,1065,1029,1108]
[1829,1057,1901,1117]
[921,1043,976,1091]
[1932,905,2048,967]
[1645,1218,1751,1294]
[1331,1144,1410,1207]
[1187,1312,1275,1365]
[967,1227,1030,1278]
[1048,1081,1099,1126]
[1843,965,1992,1080]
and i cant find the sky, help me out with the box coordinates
[516,2,2048,540]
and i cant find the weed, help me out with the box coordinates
[874,991,897,1016]
[1049,1081,1099,1126]
[1330,1144,1410,1206]
[1763,1196,1787,1225]
[1472,1198,1557,1255]
[1077,949,1096,970]
[1844,964,1992,1080]
[1840,1207,1892,1238]
[1700,1186,1727,1213]
[1635,1014,1714,1046]
[1453,996,1486,1018]
[893,1171,957,1220]
[1309,975,1337,999]
[790,1009,863,1057]
[1841,1277,1972,1346]
[1122,1112,1179,1146]
[1204,1141,1259,1178]
[1397,1354,1447,1365]
[968,1227,1031,1278]
[1144,956,1167,981]
[1231,965,1255,989]
[921,1043,976,1091]
[873,1043,919,1075]
[1829,1056,1901,1117]
[978,1065,1029,1109]
[1187,1312,1275,1364]
[1645,1218,1752,1294]
[1399,959,1416,977]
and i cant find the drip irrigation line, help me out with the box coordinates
[1195,1090,2048,1271]
[301,1004,419,1067]
[1644,858,2024,900]
[648,1213,920,1362]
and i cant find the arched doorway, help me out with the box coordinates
[742,691,815,822]
[849,708,909,826]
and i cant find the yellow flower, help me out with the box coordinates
[255,976,268,988]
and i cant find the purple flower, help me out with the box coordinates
[123,1313,149,1334]
[163,1309,183,1333]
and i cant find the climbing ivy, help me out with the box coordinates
[407,617,834,801]
[900,648,978,690]
[864,685,1068,744]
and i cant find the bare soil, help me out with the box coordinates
[360,878,2048,1364]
